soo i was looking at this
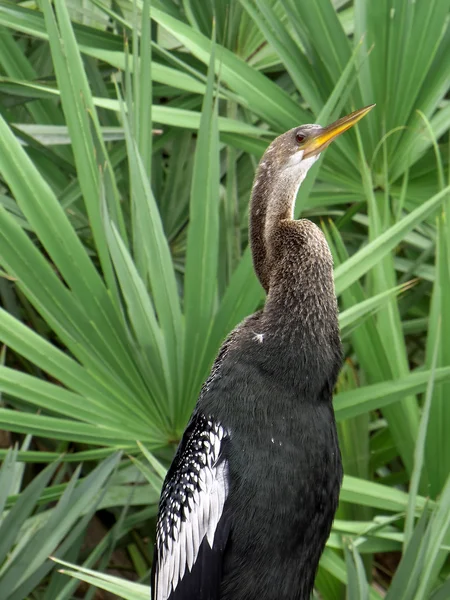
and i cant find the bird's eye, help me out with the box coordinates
[296,132,306,144]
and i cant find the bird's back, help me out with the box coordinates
[152,321,342,600]
[205,345,342,600]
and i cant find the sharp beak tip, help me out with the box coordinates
[363,102,376,113]
[304,103,376,157]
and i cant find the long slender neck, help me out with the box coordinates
[249,155,341,391]
[250,157,309,292]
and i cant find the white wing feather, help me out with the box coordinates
[155,420,229,600]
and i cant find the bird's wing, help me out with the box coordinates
[152,412,231,600]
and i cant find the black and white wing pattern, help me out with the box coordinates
[152,412,231,600]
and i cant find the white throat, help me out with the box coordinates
[263,152,321,249]
[283,152,321,218]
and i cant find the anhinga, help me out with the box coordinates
[152,105,375,600]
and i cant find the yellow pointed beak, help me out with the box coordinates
[303,104,375,158]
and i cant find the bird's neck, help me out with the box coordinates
[250,156,336,328]
[262,246,341,394]
[249,158,341,393]
[250,159,311,292]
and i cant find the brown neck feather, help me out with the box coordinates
[249,153,338,339]
[249,159,302,292]
[247,141,342,397]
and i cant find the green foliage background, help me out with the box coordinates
[0,0,449,598]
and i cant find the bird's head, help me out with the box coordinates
[251,104,375,293]
[262,104,375,180]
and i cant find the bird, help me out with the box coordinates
[151,104,375,600]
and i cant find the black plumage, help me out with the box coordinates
[152,106,374,600]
